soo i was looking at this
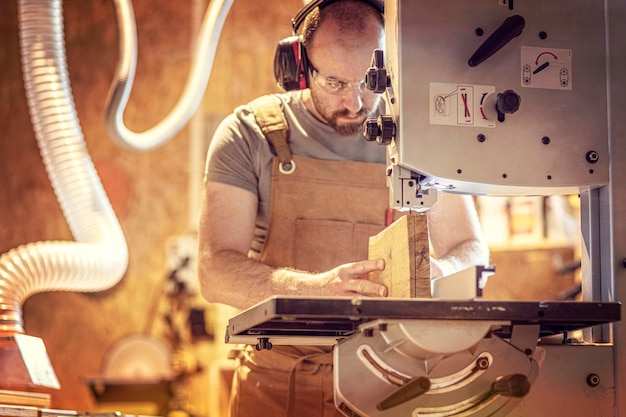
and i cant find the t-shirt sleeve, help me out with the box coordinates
[203,107,261,197]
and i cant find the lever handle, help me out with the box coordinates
[376,376,431,410]
[492,373,531,397]
[468,15,525,67]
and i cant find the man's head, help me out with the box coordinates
[300,0,385,136]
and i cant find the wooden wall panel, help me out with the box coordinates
[0,0,300,412]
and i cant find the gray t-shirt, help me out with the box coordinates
[204,90,385,255]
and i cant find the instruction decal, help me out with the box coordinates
[15,334,61,389]
[430,82,496,128]
[521,46,572,90]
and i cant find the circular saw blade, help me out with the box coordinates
[101,333,173,380]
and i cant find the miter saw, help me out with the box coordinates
[226,0,626,416]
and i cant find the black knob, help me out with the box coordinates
[363,115,395,145]
[364,118,381,141]
[365,49,389,94]
[378,115,395,145]
[255,337,273,351]
[496,90,521,114]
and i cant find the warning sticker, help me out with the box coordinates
[521,46,572,90]
[430,82,496,128]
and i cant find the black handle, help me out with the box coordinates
[492,373,531,397]
[468,15,525,67]
[376,376,431,410]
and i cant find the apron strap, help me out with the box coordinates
[286,350,334,417]
[249,95,296,174]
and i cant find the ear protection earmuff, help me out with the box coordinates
[274,35,310,91]
[273,0,384,91]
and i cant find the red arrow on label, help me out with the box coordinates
[535,51,558,65]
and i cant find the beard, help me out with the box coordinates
[328,109,368,136]
[310,89,379,136]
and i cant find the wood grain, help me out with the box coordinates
[368,213,431,298]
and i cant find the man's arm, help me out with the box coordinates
[427,192,490,278]
[197,181,388,310]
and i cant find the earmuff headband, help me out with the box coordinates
[291,0,384,33]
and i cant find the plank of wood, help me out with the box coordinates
[0,404,41,417]
[0,390,51,408]
[368,213,431,298]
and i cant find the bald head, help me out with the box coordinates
[300,0,384,48]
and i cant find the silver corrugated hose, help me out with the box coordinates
[0,0,129,335]
[105,0,234,151]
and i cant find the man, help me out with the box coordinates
[198,0,489,416]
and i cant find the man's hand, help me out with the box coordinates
[320,259,388,297]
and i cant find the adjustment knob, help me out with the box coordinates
[496,90,521,114]
[363,115,395,145]
[365,49,390,94]
[364,117,381,141]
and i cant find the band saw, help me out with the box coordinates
[225,0,626,415]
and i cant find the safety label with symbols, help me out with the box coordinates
[429,82,496,128]
[520,46,572,90]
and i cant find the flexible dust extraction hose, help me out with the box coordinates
[105,0,234,151]
[0,0,129,335]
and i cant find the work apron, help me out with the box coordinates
[229,154,392,417]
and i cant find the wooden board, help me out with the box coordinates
[0,390,50,408]
[368,213,431,298]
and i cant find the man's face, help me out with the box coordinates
[308,71,382,136]
[306,16,385,136]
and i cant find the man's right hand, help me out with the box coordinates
[319,259,388,297]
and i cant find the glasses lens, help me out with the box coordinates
[311,67,366,95]
[324,78,346,93]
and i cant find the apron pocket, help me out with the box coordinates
[294,219,384,272]
[354,222,386,261]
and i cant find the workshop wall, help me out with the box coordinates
[0,0,299,414]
